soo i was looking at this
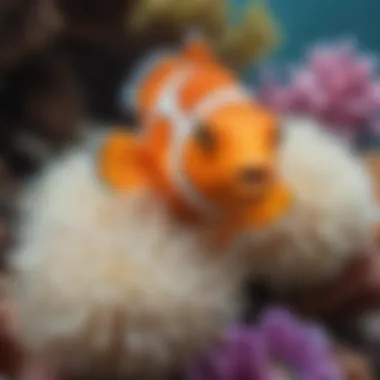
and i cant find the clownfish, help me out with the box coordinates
[98,33,292,241]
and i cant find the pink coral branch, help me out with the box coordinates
[258,39,380,143]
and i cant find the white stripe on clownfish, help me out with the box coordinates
[118,49,217,216]
[172,87,251,219]
[139,67,252,218]
[139,67,221,218]
[192,85,250,121]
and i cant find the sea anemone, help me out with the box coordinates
[236,117,376,289]
[7,143,241,379]
[258,40,380,143]
[186,307,341,380]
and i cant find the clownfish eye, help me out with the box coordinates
[194,124,216,152]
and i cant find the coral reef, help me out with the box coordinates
[0,1,378,379]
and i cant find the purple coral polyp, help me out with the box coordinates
[258,40,380,142]
[186,308,341,380]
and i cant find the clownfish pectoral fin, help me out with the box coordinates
[97,130,148,192]
[182,29,217,64]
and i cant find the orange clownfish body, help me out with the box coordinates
[99,33,293,243]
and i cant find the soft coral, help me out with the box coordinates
[258,40,380,143]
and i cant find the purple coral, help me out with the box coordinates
[258,40,380,142]
[185,307,341,380]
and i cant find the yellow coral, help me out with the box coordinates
[216,1,282,68]
[128,0,225,36]
[126,0,281,69]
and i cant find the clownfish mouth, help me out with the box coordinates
[239,166,270,186]
[245,180,294,227]
[233,165,273,202]
[228,174,293,213]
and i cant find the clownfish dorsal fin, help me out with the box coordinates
[182,30,217,64]
[119,48,175,115]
